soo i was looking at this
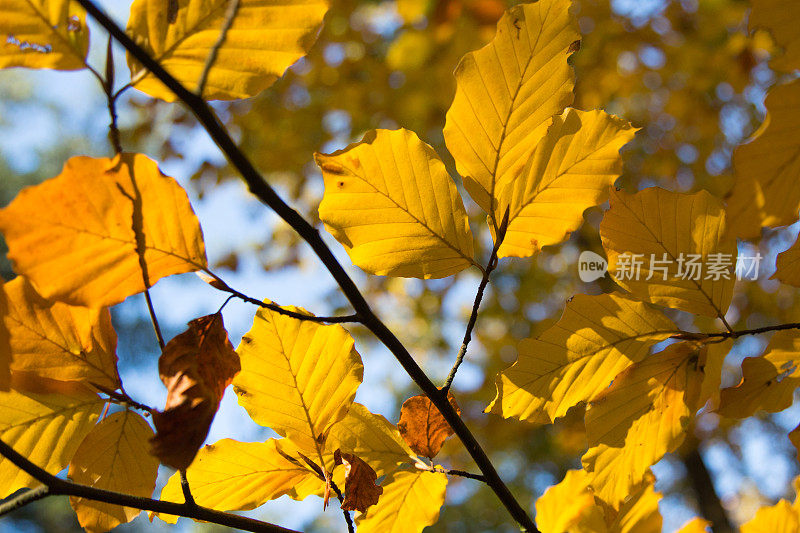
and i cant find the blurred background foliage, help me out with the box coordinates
[1,0,799,531]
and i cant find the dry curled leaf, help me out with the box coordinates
[151,313,240,470]
[334,449,383,513]
[397,392,460,459]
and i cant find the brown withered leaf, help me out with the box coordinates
[334,449,383,513]
[397,392,460,459]
[151,313,240,470]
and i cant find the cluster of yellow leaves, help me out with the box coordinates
[0,150,214,530]
[316,0,636,277]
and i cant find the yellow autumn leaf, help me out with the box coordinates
[0,286,9,391]
[774,231,800,288]
[727,79,800,239]
[607,481,662,533]
[3,277,119,389]
[442,0,580,219]
[0,0,89,71]
[535,469,605,533]
[718,330,800,418]
[156,438,316,522]
[497,108,636,258]
[0,376,103,496]
[327,403,416,478]
[581,342,707,506]
[487,293,679,425]
[355,469,447,533]
[233,301,363,461]
[0,153,207,308]
[315,129,475,279]
[676,517,712,533]
[68,410,158,532]
[749,0,800,72]
[126,0,328,101]
[741,499,799,533]
[600,187,736,320]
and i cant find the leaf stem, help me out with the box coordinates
[442,209,509,393]
[74,3,538,530]
[180,470,196,506]
[144,288,166,350]
[428,465,487,482]
[0,486,49,517]
[329,479,356,533]
[0,438,297,533]
[197,0,240,98]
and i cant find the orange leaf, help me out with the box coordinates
[334,449,383,513]
[0,282,9,391]
[0,153,207,308]
[397,392,460,459]
[151,313,240,470]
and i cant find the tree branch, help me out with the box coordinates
[329,479,356,533]
[0,486,49,517]
[683,447,735,533]
[0,438,297,533]
[673,322,800,341]
[74,2,538,530]
[442,209,509,393]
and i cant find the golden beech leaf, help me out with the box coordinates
[151,313,240,470]
[155,438,316,523]
[535,470,605,533]
[3,277,119,389]
[442,0,580,217]
[334,449,383,512]
[126,0,328,101]
[355,469,447,533]
[676,517,712,533]
[718,330,800,418]
[315,129,475,279]
[581,342,709,506]
[327,403,416,478]
[741,500,799,533]
[0,375,103,496]
[397,392,460,459]
[0,286,9,391]
[487,293,679,425]
[774,232,800,288]
[749,0,800,72]
[497,108,636,258]
[727,79,800,238]
[0,154,207,308]
[68,410,159,532]
[233,301,363,465]
[600,187,736,319]
[0,0,89,70]
[606,482,663,533]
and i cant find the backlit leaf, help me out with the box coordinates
[581,342,707,506]
[397,392,459,459]
[535,469,605,533]
[0,375,103,496]
[676,518,712,533]
[233,302,363,460]
[487,293,679,424]
[355,469,447,533]
[600,187,736,319]
[607,481,662,533]
[497,108,636,258]
[151,313,240,470]
[68,410,159,532]
[0,0,89,71]
[718,330,800,418]
[0,285,9,391]
[334,449,383,513]
[773,231,800,288]
[156,438,315,522]
[0,153,207,308]
[727,79,800,238]
[126,0,328,101]
[750,0,800,72]
[3,277,119,389]
[443,0,580,218]
[315,129,475,279]
[740,499,799,533]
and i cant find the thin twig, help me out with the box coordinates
[202,270,362,324]
[197,0,241,98]
[91,382,154,414]
[443,209,510,393]
[0,438,297,533]
[104,35,123,154]
[428,466,487,482]
[672,322,800,341]
[143,288,166,350]
[180,470,196,506]
[329,479,355,533]
[0,486,49,517]
[74,3,538,530]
